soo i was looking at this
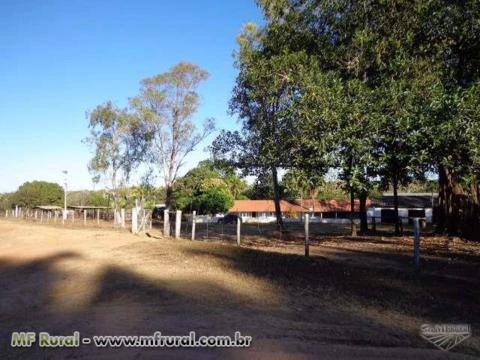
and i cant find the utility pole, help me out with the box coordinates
[62,170,68,220]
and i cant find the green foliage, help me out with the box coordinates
[245,171,283,200]
[85,101,149,209]
[247,0,480,236]
[395,180,438,194]
[0,193,14,210]
[172,160,245,214]
[282,168,323,201]
[67,190,110,207]
[193,187,234,215]
[12,181,63,208]
[316,181,350,201]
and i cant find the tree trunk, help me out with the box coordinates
[271,167,285,231]
[165,184,173,209]
[393,177,400,235]
[467,179,480,239]
[437,165,447,233]
[437,166,480,239]
[359,191,368,233]
[437,165,470,236]
[350,187,356,236]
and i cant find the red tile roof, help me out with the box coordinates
[294,199,371,212]
[229,200,305,213]
[229,199,372,213]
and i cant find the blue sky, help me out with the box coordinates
[0,0,263,192]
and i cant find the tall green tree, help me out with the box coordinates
[85,101,148,213]
[254,0,459,235]
[130,62,215,209]
[212,23,334,229]
[419,1,480,237]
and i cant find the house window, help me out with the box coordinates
[381,209,396,223]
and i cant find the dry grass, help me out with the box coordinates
[0,219,478,359]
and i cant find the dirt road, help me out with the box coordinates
[0,220,478,359]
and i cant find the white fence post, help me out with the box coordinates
[236,217,241,246]
[191,211,196,241]
[175,210,182,239]
[131,207,138,234]
[121,208,126,228]
[164,210,170,238]
[96,209,100,225]
[84,210,87,226]
[413,218,421,268]
[305,213,310,257]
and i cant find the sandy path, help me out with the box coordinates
[0,221,477,359]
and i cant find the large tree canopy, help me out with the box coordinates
[12,181,64,208]
[242,0,480,238]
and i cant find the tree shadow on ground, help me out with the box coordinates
[180,245,480,355]
[0,246,478,359]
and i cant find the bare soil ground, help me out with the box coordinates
[0,219,478,359]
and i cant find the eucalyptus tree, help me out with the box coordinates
[85,101,148,212]
[130,62,215,208]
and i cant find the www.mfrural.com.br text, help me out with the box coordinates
[10,331,252,348]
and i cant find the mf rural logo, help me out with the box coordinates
[420,324,471,351]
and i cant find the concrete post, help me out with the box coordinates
[131,207,138,234]
[236,217,241,246]
[121,208,126,228]
[413,218,421,268]
[191,211,196,241]
[164,210,170,238]
[175,210,182,239]
[305,213,310,257]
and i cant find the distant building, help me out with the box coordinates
[227,199,373,223]
[228,199,305,223]
[369,193,438,224]
[292,199,372,219]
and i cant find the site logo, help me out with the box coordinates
[420,324,471,351]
